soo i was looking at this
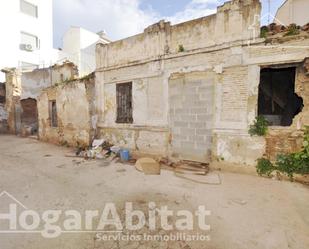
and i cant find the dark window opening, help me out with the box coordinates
[258,67,304,126]
[49,100,58,127]
[20,98,38,133]
[0,83,5,104]
[116,82,133,124]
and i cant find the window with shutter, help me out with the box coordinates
[116,82,133,123]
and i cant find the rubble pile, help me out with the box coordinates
[75,139,115,160]
[261,23,309,38]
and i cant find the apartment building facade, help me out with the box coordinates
[0,0,57,82]
[275,0,309,26]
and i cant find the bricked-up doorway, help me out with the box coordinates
[169,72,214,163]
[20,98,38,134]
[258,67,304,126]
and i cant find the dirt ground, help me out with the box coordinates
[0,135,309,249]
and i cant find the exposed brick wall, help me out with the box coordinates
[221,67,248,123]
[265,129,304,161]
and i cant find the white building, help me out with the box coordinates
[275,0,309,26]
[0,0,57,82]
[59,27,111,77]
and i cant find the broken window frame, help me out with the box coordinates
[257,64,304,127]
[49,100,58,128]
[116,82,133,124]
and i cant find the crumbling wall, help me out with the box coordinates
[51,62,78,85]
[96,0,261,69]
[20,61,78,100]
[38,75,95,147]
[20,98,38,135]
[244,36,309,162]
[0,83,5,103]
[95,0,309,167]
[169,0,260,53]
[1,69,22,134]
[95,0,264,163]
[2,62,79,136]
[97,72,169,156]
[0,83,7,132]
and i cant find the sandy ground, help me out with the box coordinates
[0,135,309,249]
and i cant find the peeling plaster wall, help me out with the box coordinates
[96,0,261,69]
[38,76,95,147]
[0,104,8,133]
[2,69,22,134]
[95,0,263,162]
[21,63,78,100]
[0,83,7,132]
[3,62,79,135]
[244,38,309,162]
[95,0,309,166]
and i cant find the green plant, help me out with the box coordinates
[178,44,185,52]
[256,158,275,176]
[249,116,269,136]
[260,26,269,38]
[284,23,300,37]
[256,127,309,180]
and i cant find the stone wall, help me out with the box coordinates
[38,74,96,147]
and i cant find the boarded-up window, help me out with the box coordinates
[116,82,133,123]
[49,101,58,127]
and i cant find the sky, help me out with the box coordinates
[53,0,286,48]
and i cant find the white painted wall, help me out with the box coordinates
[275,0,309,26]
[60,27,110,76]
[0,0,57,82]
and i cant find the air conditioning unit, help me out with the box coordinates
[20,44,33,52]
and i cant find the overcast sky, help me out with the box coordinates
[53,0,286,48]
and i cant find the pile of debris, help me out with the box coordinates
[72,139,122,160]
[260,23,309,39]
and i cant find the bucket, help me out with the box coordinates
[120,149,130,161]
